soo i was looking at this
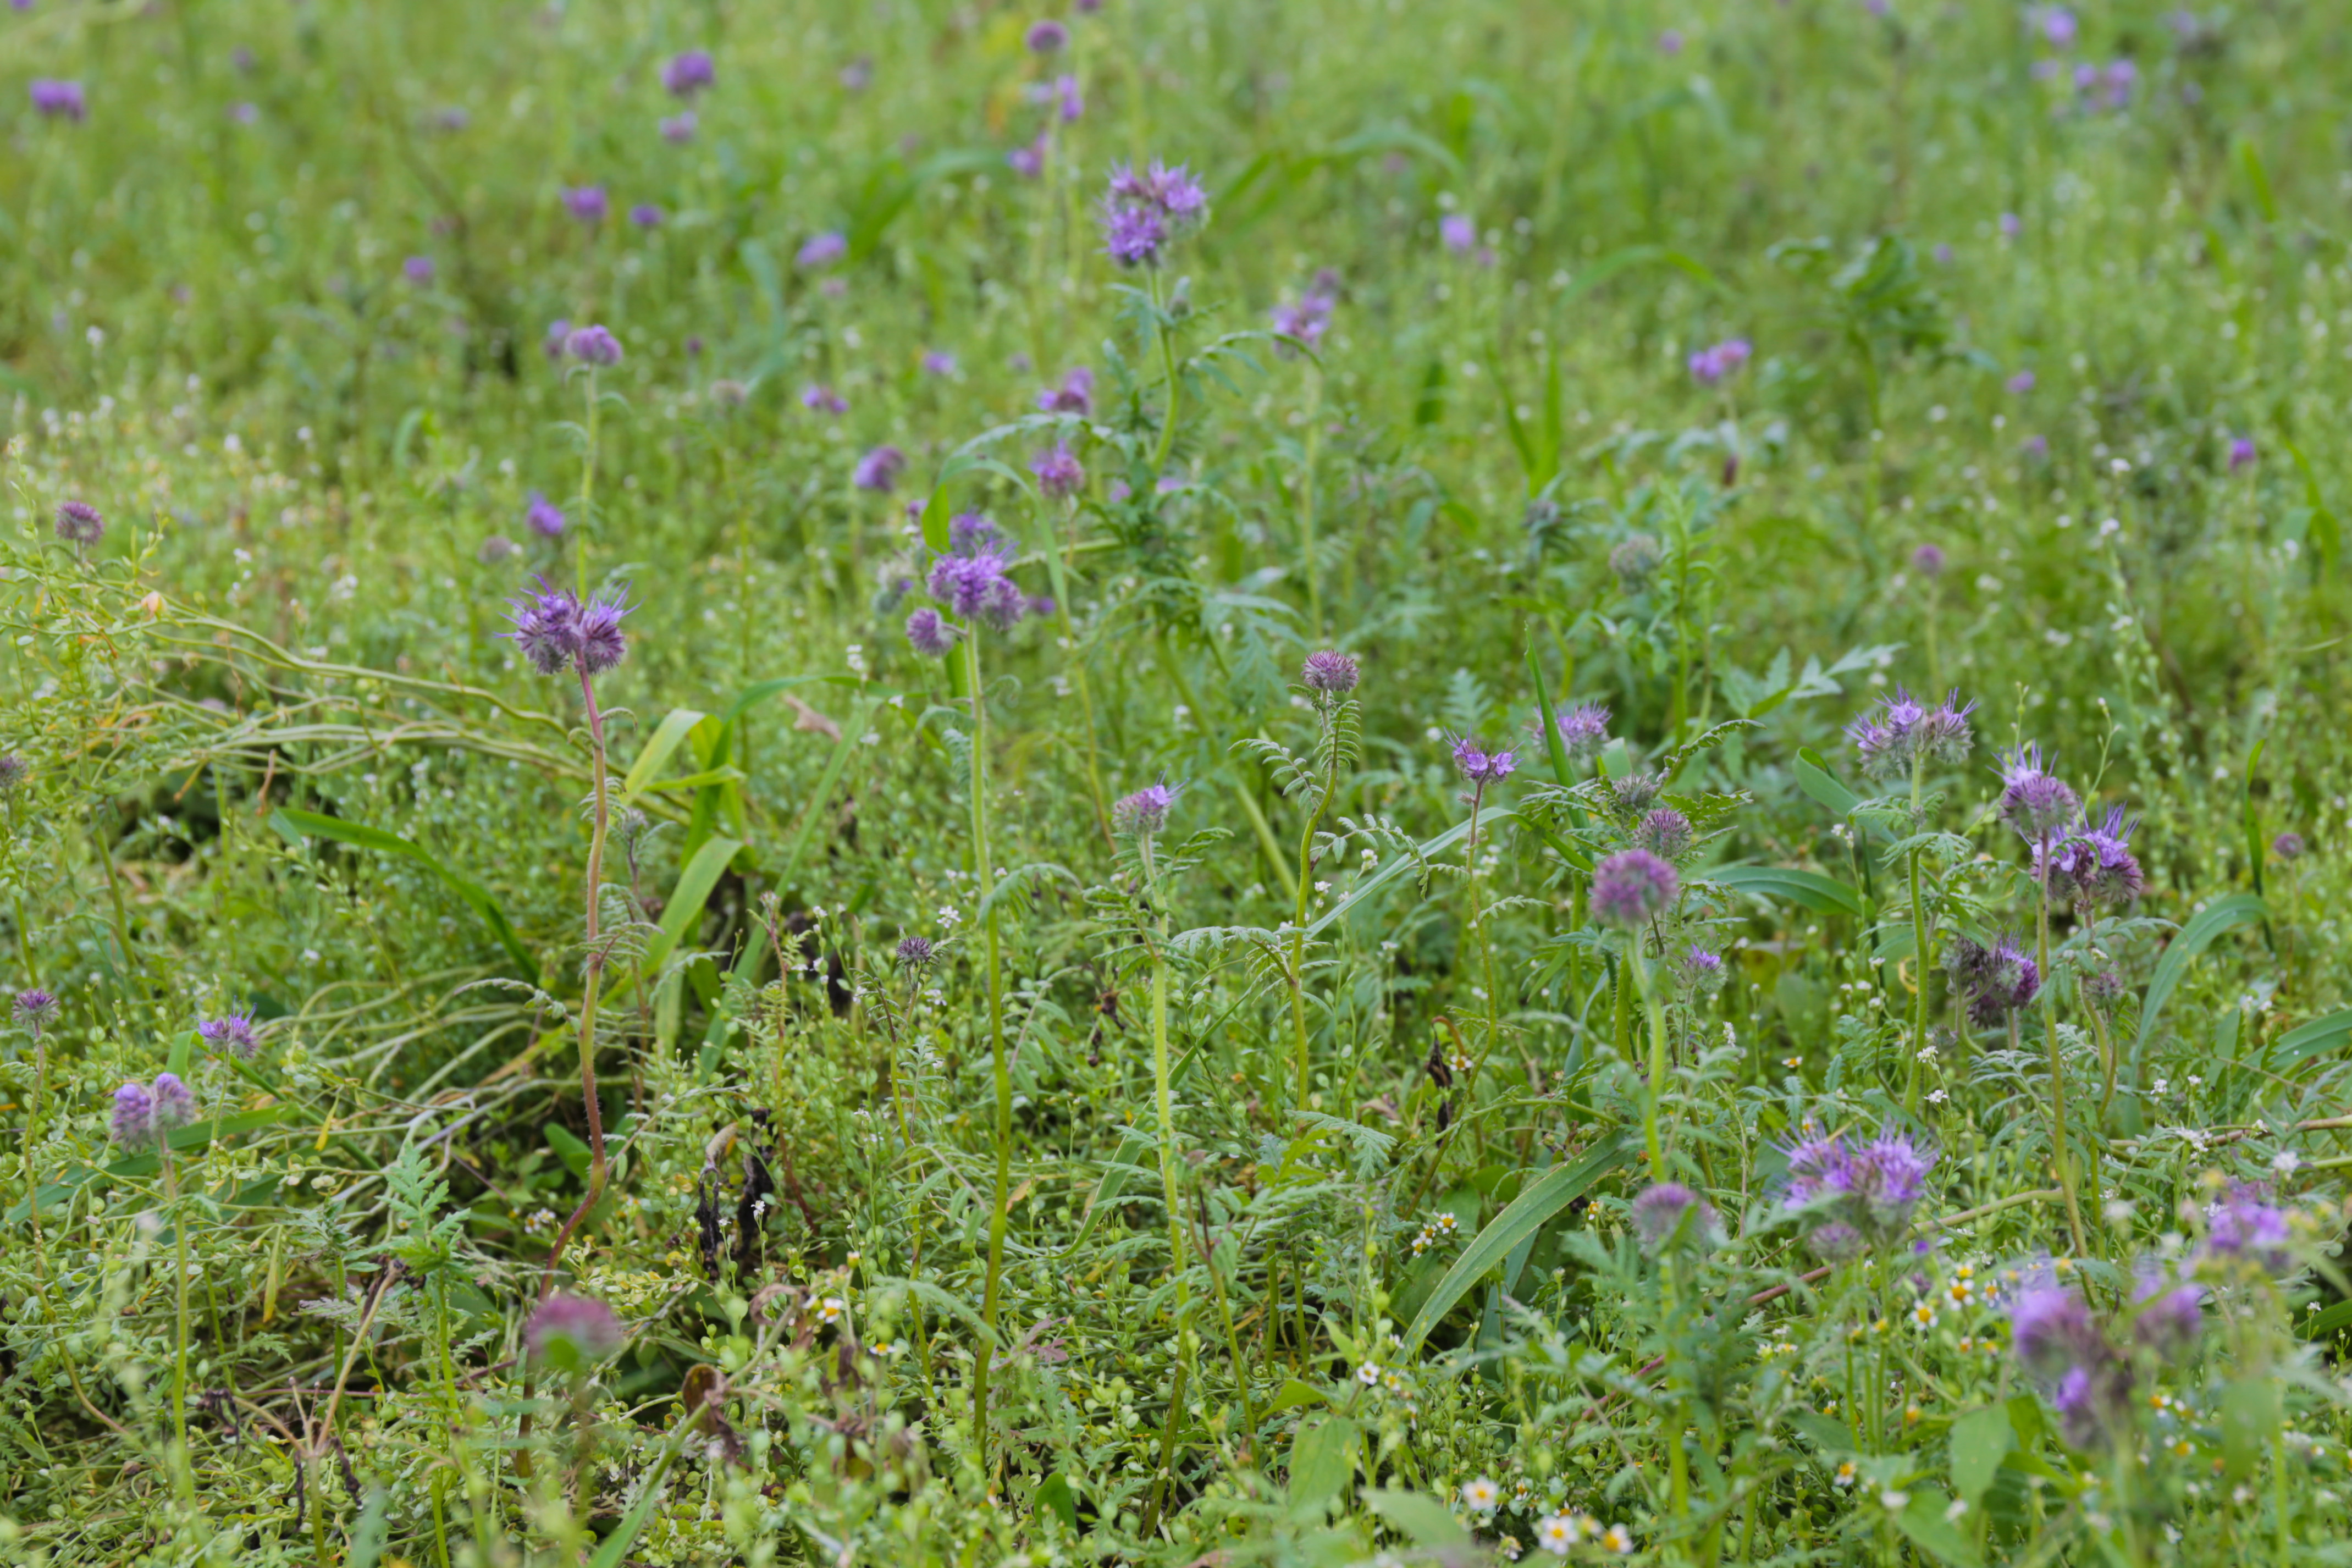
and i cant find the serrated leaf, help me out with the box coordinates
[1361,1488,1470,1548]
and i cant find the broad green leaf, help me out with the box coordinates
[545,1123,591,1180]
[1033,1472,1080,1536]
[2300,1298,2352,1340]
[270,808,535,976]
[2137,893,2266,1050]
[1287,1416,1359,1514]
[1401,1134,1631,1352]
[1266,1378,1330,1415]
[2274,1007,2352,1068]
[1794,747,1862,816]
[1361,1488,1470,1547]
[1788,1410,1853,1456]
[2221,1376,2278,1478]
[1709,864,1864,918]
[1949,1405,2011,1502]
[622,707,708,797]
[1893,1487,1983,1568]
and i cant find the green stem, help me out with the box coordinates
[1150,272,1181,473]
[1288,735,1341,1117]
[1903,756,1929,1117]
[965,627,1011,1479]
[1297,364,1324,639]
[577,367,599,598]
[542,667,614,1289]
[167,1151,194,1503]
[1633,942,1669,1172]
[2036,870,2088,1255]
[1144,834,1194,1434]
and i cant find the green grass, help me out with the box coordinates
[4,0,2352,1563]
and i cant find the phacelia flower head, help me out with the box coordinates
[1101,201,1167,267]
[2201,1182,2293,1274]
[1686,338,1753,385]
[561,185,609,224]
[504,581,630,678]
[630,203,664,229]
[904,606,958,658]
[926,543,1028,631]
[1025,18,1069,52]
[1779,1131,1936,1252]
[111,1081,156,1146]
[151,1072,196,1132]
[1007,134,1048,179]
[2228,436,2258,472]
[198,1008,261,1061]
[526,1293,626,1370]
[55,500,104,548]
[920,349,957,377]
[1099,160,1208,268]
[1675,946,1726,997]
[1591,848,1677,928]
[1632,807,1695,861]
[853,445,908,493]
[1031,444,1085,500]
[1910,542,1946,578]
[1997,744,2079,842]
[660,111,698,143]
[0,754,25,793]
[1553,702,1611,763]
[2038,5,2078,48]
[2132,1266,2204,1360]
[1114,782,1177,837]
[564,324,623,366]
[2273,831,2305,862]
[1272,271,1340,354]
[1439,213,1476,254]
[1847,687,1975,780]
[2052,1357,2135,1450]
[896,935,938,968]
[797,231,848,269]
[1300,650,1360,698]
[1946,933,2040,1026]
[2005,370,2036,395]
[802,384,848,415]
[524,490,567,539]
[1609,534,1662,592]
[1449,737,1518,787]
[2036,805,2144,909]
[661,49,716,98]
[543,319,572,360]
[403,255,435,285]
[30,80,87,121]
[1631,1182,1721,1255]
[1037,366,1095,415]
[14,989,59,1036]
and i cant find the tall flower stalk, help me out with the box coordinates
[1591,850,1679,1168]
[113,1075,198,1500]
[1097,159,1207,473]
[1287,652,1361,1114]
[560,325,622,597]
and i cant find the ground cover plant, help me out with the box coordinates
[4,0,2352,1563]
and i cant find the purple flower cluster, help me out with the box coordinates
[896,935,938,968]
[2072,58,2137,112]
[1675,946,1726,996]
[30,80,86,122]
[1099,161,1208,268]
[2202,1183,2292,1274]
[1031,444,1085,500]
[562,185,610,224]
[1439,214,1476,255]
[1114,781,1177,837]
[2009,1261,2203,1450]
[661,111,698,143]
[661,49,716,99]
[1910,542,1946,578]
[2229,436,2258,472]
[802,384,849,415]
[907,517,1036,652]
[1945,934,2040,1027]
[853,445,907,493]
[403,255,436,285]
[1553,702,1611,764]
[13,989,59,1037]
[1632,807,1695,861]
[1037,366,1095,415]
[1609,534,1662,592]
[1997,744,2079,843]
[1631,1182,1722,1255]
[1846,687,1975,780]
[562,324,624,367]
[504,582,631,678]
[524,491,567,539]
[1779,1131,1934,1257]
[1590,848,1677,929]
[112,1073,197,1147]
[2034,806,2144,909]
[55,500,104,548]
[1272,269,1341,355]
[1450,737,1518,787]
[1025,19,1069,53]
[1301,650,1360,699]
[198,1008,262,1060]
[1008,134,1049,179]
[526,1293,626,1368]
[797,231,848,270]
[1687,338,1752,386]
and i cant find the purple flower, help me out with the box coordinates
[0,754,23,793]
[1997,744,2079,843]
[1631,1183,1720,1254]
[1946,933,2040,1026]
[1052,73,1084,122]
[1037,367,1095,415]
[13,989,58,1036]
[1657,28,1684,54]
[2035,805,2144,909]
[1102,201,1167,266]
[661,49,716,99]
[524,491,567,539]
[1910,542,1946,578]
[1439,213,1476,255]
[2132,1268,2204,1360]
[630,203,664,229]
[55,500,104,547]
[853,445,908,492]
[1846,687,1975,779]
[896,935,938,968]
[562,185,609,224]
[839,57,874,92]
[1114,782,1177,836]
[949,514,1007,556]
[111,1082,155,1146]
[148,1071,195,1132]
[1675,946,1726,996]
[921,350,957,377]
[797,231,848,269]
[905,606,958,658]
[1591,849,1677,928]
[543,319,572,360]
[2022,433,2049,460]
[1100,160,1207,267]
[1633,808,1694,861]
[526,1294,626,1368]
[1842,1136,1935,1229]
[402,255,435,285]
[2228,437,2257,472]
[1031,444,1085,499]
[1025,18,1069,53]
[1553,702,1611,763]
[30,80,86,122]
[802,384,849,415]
[504,582,630,678]
[1449,737,1518,787]
[2273,831,2306,862]
[198,1008,261,1060]
[2039,5,2078,48]
[1301,650,1360,697]
[2202,1183,2292,1273]
[229,102,259,125]
[660,111,698,143]
[564,325,623,366]
[2052,1358,2134,1449]
[432,106,470,131]
[2006,370,2036,395]
[2009,1280,2103,1377]
[2000,212,2022,239]
[1008,134,1049,179]
[1687,338,1753,386]
[1779,1131,1936,1250]
[2095,58,2137,111]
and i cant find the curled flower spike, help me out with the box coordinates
[13,989,59,1036]
[1449,737,1517,786]
[152,1072,196,1131]
[2035,805,2144,909]
[895,935,938,968]
[1911,542,1946,577]
[2272,831,2305,861]
[1631,1181,1721,1255]
[2131,1265,2204,1360]
[904,606,958,658]
[198,1008,261,1060]
[30,80,87,122]
[1632,807,1694,860]
[1272,270,1340,354]
[797,231,848,269]
[503,581,631,678]
[853,445,908,493]
[1997,744,2078,843]
[2200,1181,2292,1273]
[1098,159,1208,268]
[1025,18,1068,52]
[111,1082,156,1146]
[564,324,623,366]
[1553,702,1611,763]
[1847,687,1975,780]
[1686,338,1753,385]
[524,491,567,539]
[1031,444,1084,500]
[56,500,104,548]
[1300,649,1359,697]
[1779,1130,1936,1255]
[1945,933,2040,1025]
[1674,946,1726,997]
[561,185,609,224]
[1113,782,1177,837]
[1609,534,1662,592]
[1037,366,1095,415]
[1589,849,1676,928]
